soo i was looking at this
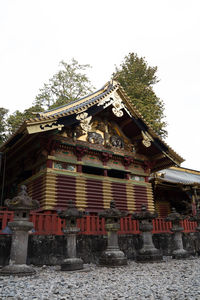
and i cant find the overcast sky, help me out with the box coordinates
[1,0,200,170]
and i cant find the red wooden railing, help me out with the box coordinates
[152,218,172,233]
[180,219,197,233]
[119,217,140,234]
[0,210,197,235]
[0,210,14,231]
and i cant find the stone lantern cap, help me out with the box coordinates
[99,200,127,220]
[132,204,158,220]
[165,207,186,222]
[58,200,83,220]
[5,185,39,211]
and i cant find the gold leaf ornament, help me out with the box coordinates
[141,131,153,148]
[80,116,92,132]
[76,112,88,121]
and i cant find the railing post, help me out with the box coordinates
[96,216,101,235]
[101,217,106,235]
[51,214,57,235]
[91,216,97,234]
[37,214,44,234]
[57,216,63,235]
[85,215,91,235]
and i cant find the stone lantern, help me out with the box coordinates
[98,200,127,266]
[58,200,83,271]
[166,207,188,259]
[132,204,162,262]
[0,185,39,276]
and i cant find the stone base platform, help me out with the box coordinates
[61,257,83,271]
[0,264,36,276]
[99,250,127,267]
[136,248,163,262]
[172,249,189,260]
[136,253,163,262]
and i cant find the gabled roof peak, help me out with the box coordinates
[0,79,184,170]
[38,80,117,118]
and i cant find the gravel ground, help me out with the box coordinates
[1,258,200,300]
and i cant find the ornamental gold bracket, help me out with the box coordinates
[141,131,154,148]
[76,112,88,121]
[27,121,64,134]
[80,116,92,133]
[97,91,132,118]
[40,122,64,131]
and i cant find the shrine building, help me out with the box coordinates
[0,80,184,213]
[151,166,200,217]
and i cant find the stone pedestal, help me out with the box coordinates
[61,227,83,271]
[166,208,189,259]
[137,222,162,262]
[0,185,39,276]
[99,223,127,266]
[0,221,35,275]
[132,205,162,262]
[171,228,188,259]
[99,200,127,267]
[58,200,83,271]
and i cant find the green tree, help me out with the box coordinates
[6,104,43,136]
[0,107,9,145]
[2,59,94,140]
[113,53,167,138]
[34,59,94,110]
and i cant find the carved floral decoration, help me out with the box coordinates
[80,116,92,132]
[97,91,127,118]
[112,99,124,117]
[141,131,153,148]
[76,112,88,121]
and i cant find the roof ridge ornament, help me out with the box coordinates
[112,92,124,117]
[142,131,153,148]
[97,90,132,118]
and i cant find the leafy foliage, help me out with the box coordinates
[34,59,94,110]
[0,107,9,145]
[6,105,43,136]
[1,58,93,140]
[113,53,167,138]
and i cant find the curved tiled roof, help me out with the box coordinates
[157,167,200,185]
[30,81,116,122]
[0,80,184,167]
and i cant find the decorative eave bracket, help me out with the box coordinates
[97,90,132,118]
[26,121,64,134]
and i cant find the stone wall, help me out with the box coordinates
[1,233,200,266]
